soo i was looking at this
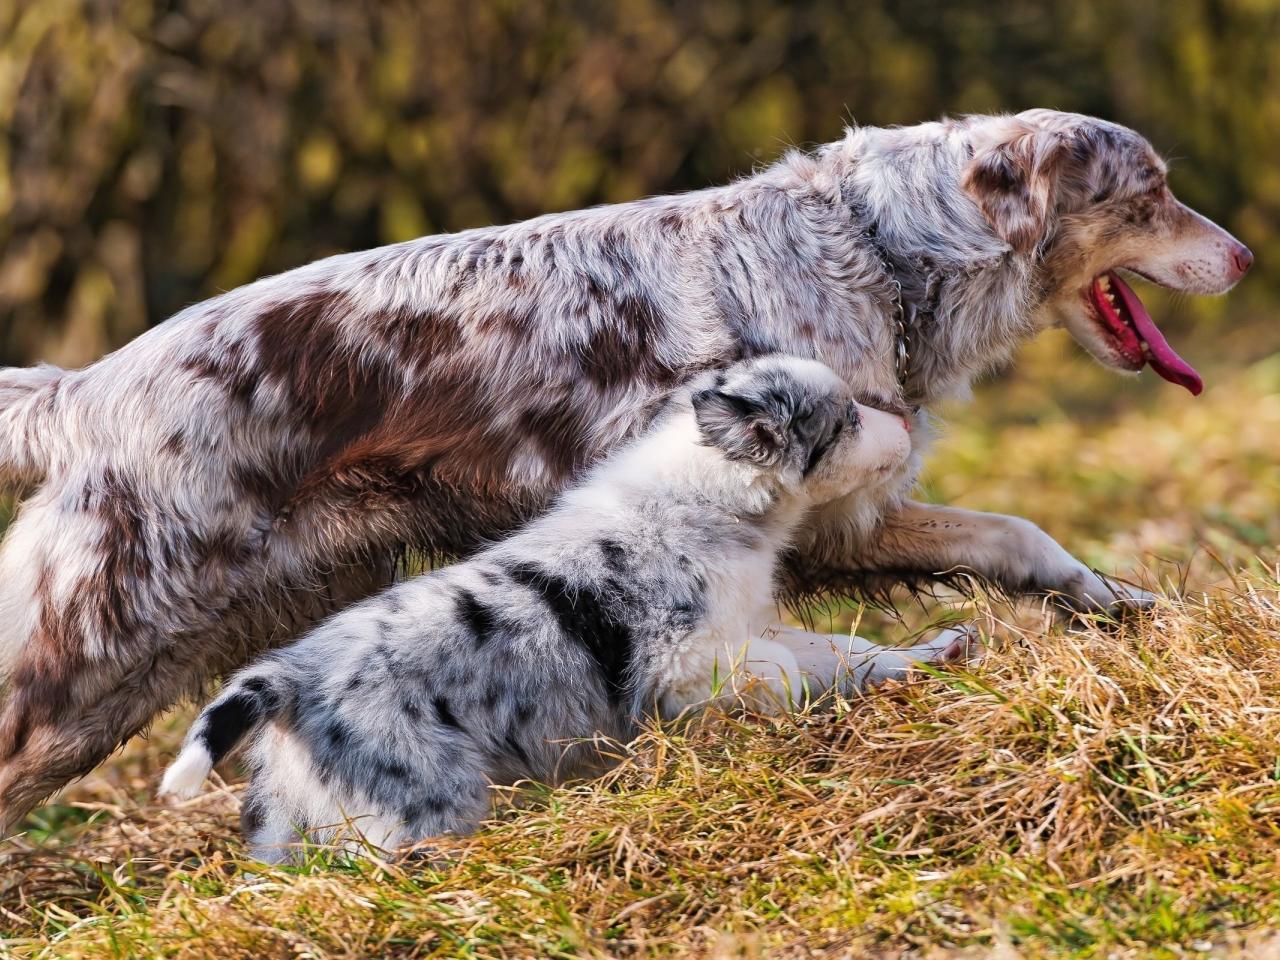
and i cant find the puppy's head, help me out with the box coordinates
[692,355,910,502]
[961,109,1252,395]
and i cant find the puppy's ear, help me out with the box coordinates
[692,386,788,467]
[962,120,1070,254]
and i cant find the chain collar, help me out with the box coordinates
[859,216,911,393]
[854,206,937,407]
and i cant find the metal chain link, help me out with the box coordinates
[868,241,911,391]
[852,199,918,401]
[889,275,909,388]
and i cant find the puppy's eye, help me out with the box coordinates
[803,420,843,477]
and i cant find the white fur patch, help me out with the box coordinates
[159,742,213,799]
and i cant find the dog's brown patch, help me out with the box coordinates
[579,292,682,391]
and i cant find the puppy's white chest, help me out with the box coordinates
[652,545,777,715]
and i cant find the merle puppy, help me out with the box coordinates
[0,109,1252,828]
[161,356,969,861]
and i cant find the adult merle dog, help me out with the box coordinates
[0,109,1252,828]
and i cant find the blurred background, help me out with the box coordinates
[2,0,1277,367]
[0,0,1277,575]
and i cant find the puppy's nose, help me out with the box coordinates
[1232,243,1254,277]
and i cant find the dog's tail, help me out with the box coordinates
[0,364,65,488]
[160,672,287,799]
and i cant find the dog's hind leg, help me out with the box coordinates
[0,649,183,831]
[0,570,391,832]
[0,482,392,831]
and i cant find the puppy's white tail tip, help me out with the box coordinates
[160,743,213,799]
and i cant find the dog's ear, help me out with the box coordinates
[692,384,788,467]
[962,120,1072,255]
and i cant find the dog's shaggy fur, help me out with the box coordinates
[161,356,970,861]
[0,109,1251,828]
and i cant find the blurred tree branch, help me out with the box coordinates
[0,0,1275,366]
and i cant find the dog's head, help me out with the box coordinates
[692,356,910,502]
[961,109,1252,395]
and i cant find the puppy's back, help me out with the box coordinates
[224,558,635,859]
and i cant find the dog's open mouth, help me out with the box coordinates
[1087,271,1203,395]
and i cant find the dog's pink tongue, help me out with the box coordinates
[1108,271,1204,396]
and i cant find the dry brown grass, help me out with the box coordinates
[4,579,1280,959]
[1,346,1278,959]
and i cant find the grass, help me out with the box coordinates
[2,333,1278,958]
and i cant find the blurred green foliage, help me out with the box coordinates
[0,0,1276,367]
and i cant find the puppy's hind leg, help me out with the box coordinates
[239,777,304,866]
[238,789,277,860]
[238,715,494,864]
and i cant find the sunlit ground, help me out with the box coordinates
[3,320,1279,958]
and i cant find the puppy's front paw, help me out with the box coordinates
[862,625,983,687]
[935,624,985,663]
[913,624,984,667]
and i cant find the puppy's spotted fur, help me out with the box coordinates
[162,357,965,861]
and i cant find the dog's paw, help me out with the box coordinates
[1052,570,1158,627]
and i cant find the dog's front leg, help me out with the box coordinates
[786,500,1154,620]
